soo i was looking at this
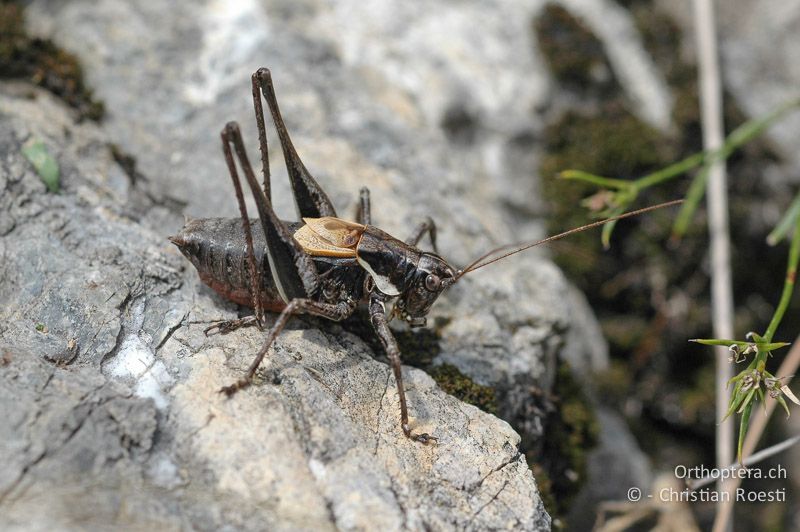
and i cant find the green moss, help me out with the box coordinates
[530,361,599,521]
[427,364,498,415]
[392,328,441,367]
[529,464,560,529]
[534,4,616,95]
[0,2,104,121]
[538,103,678,282]
[594,359,633,408]
[540,105,674,182]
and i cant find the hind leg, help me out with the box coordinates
[206,121,324,337]
[221,121,320,301]
[252,68,337,219]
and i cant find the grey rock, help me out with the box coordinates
[25,0,663,453]
[0,85,549,530]
[719,0,800,183]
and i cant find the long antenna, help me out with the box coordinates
[455,199,683,280]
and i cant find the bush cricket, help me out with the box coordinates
[170,68,681,443]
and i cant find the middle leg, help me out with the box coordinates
[405,216,438,253]
[220,297,357,396]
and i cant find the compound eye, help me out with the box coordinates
[424,274,441,291]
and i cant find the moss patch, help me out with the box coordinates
[540,104,674,182]
[534,4,616,96]
[529,361,599,522]
[340,308,498,414]
[427,364,498,415]
[393,327,441,367]
[0,2,104,121]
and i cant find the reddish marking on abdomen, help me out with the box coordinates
[199,272,287,312]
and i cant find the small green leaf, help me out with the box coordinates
[689,338,790,351]
[722,380,746,422]
[759,342,791,352]
[737,388,756,414]
[767,190,800,245]
[601,218,618,249]
[671,161,711,240]
[726,372,744,389]
[776,395,791,418]
[690,338,747,347]
[559,170,630,190]
[22,138,60,193]
[738,402,753,464]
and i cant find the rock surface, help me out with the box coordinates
[0,84,548,530]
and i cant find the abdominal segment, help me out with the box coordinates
[170,217,288,311]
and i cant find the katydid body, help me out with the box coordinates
[171,68,448,443]
[171,68,680,444]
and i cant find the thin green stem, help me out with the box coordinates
[636,151,706,189]
[673,99,800,240]
[672,161,712,238]
[767,190,800,246]
[559,170,630,190]
[763,214,800,343]
[562,99,800,247]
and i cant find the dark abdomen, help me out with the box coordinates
[171,218,291,311]
[170,218,366,310]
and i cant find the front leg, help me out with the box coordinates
[220,297,356,396]
[369,294,437,444]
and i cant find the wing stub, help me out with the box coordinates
[293,217,365,258]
